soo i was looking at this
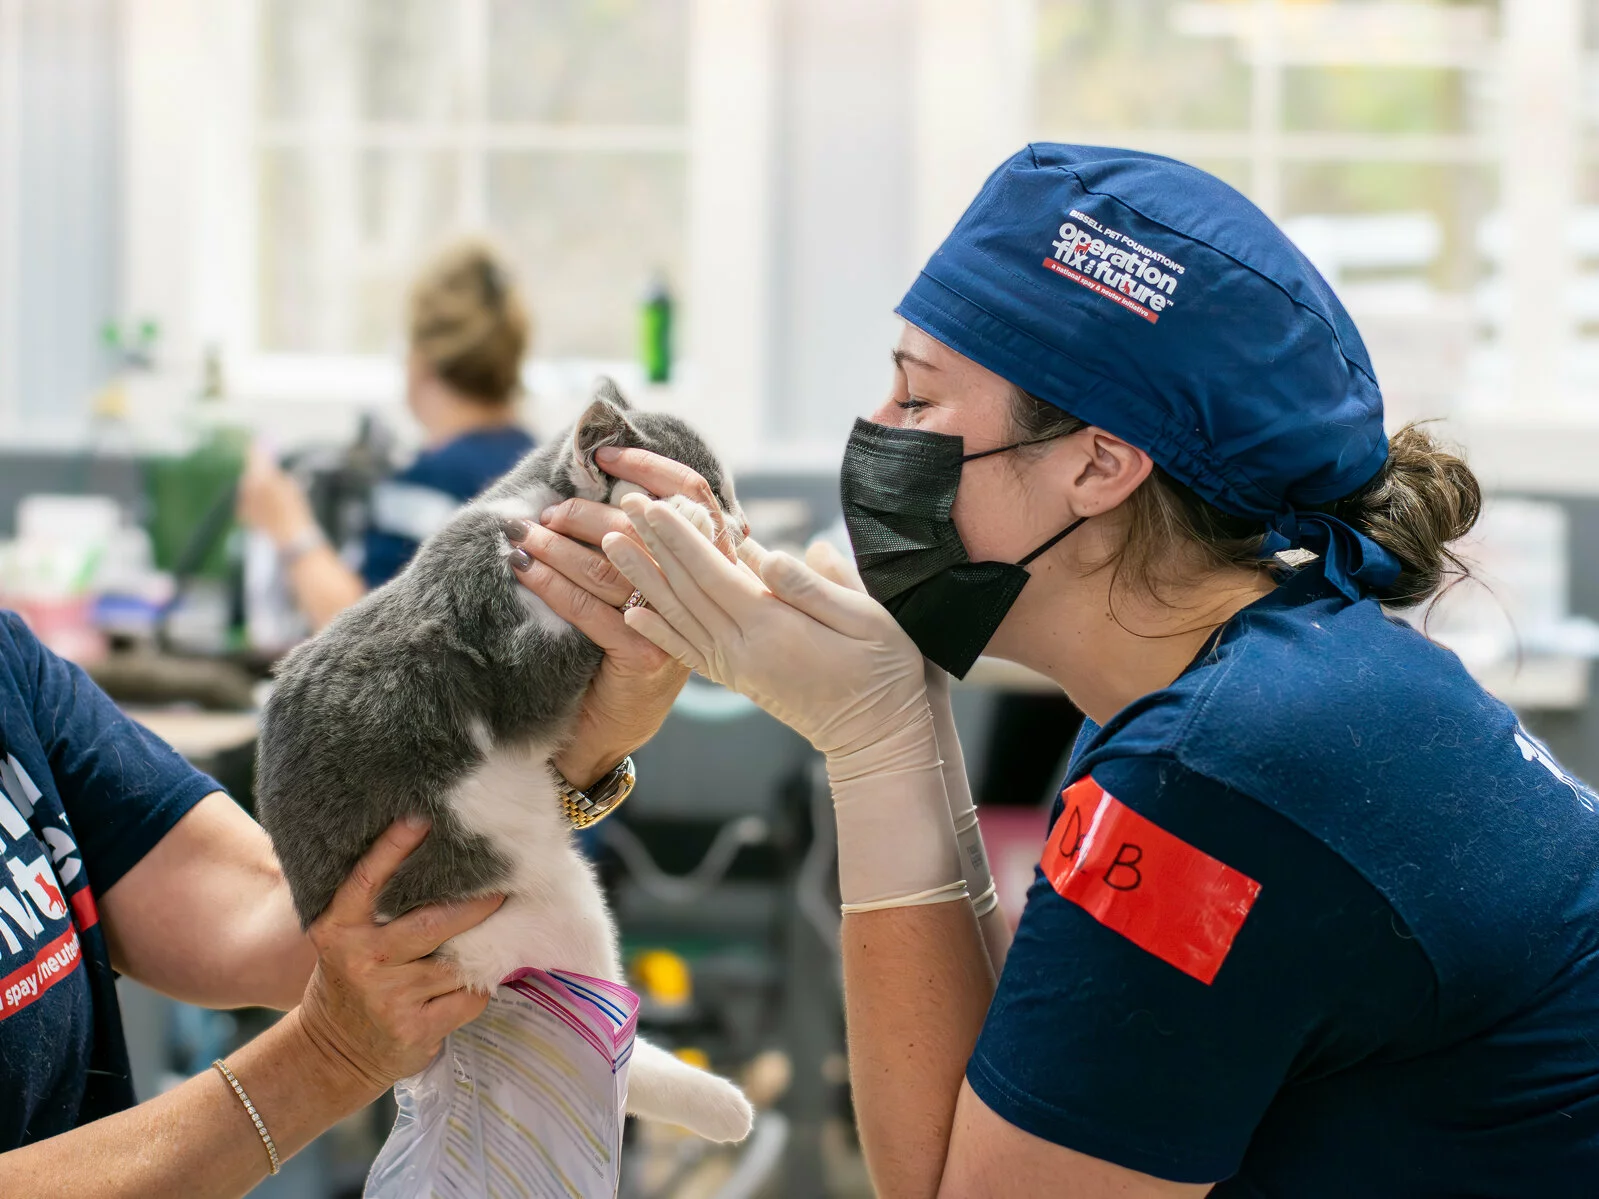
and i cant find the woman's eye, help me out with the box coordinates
[895,398,929,412]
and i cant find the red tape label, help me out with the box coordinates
[69,886,98,933]
[1041,777,1261,985]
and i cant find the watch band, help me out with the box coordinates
[279,523,327,567]
[555,755,636,830]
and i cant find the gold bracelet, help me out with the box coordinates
[212,1058,281,1175]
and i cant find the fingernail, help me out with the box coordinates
[501,517,531,542]
[404,813,429,831]
[539,506,556,525]
[507,547,533,572]
[595,446,619,464]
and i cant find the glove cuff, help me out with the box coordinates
[827,714,964,908]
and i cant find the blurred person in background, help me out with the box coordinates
[238,239,536,629]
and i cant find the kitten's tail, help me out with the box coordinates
[626,1037,754,1143]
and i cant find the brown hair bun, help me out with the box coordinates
[1009,390,1481,611]
[1329,422,1481,609]
[408,239,530,405]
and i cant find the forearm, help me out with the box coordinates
[0,1007,383,1198]
[827,716,997,1198]
[843,902,996,1199]
[288,546,366,631]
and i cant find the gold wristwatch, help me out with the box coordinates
[555,756,636,830]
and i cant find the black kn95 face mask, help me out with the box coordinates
[839,417,1085,679]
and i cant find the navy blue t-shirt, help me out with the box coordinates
[362,425,534,588]
[0,613,218,1147]
[970,564,1599,1195]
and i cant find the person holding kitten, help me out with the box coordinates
[0,449,707,1191]
[239,239,536,630]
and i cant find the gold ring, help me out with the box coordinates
[622,589,649,612]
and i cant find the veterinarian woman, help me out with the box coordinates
[239,239,536,629]
[511,146,1599,1196]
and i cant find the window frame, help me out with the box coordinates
[119,0,777,463]
[1014,0,1599,492]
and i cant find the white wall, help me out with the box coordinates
[766,0,917,452]
[0,0,122,442]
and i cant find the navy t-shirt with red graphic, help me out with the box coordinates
[0,612,217,1147]
[969,563,1599,1195]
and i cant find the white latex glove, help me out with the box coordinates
[603,495,965,911]
[922,664,997,919]
[805,543,1004,951]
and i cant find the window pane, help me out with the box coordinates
[357,0,459,123]
[1284,66,1475,135]
[260,0,458,124]
[260,149,459,352]
[1034,0,1251,133]
[260,0,353,123]
[1281,161,1492,294]
[486,152,686,359]
[487,0,688,125]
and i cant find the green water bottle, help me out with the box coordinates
[640,273,673,384]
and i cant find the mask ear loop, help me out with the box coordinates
[959,435,1061,465]
[1018,516,1088,567]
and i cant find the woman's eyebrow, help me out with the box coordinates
[891,348,939,372]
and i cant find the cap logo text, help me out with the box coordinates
[1043,211,1186,324]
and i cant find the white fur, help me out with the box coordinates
[479,485,571,635]
[480,487,556,525]
[437,503,753,1143]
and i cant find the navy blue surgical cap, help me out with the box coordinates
[896,143,1400,601]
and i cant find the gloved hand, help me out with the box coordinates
[607,495,925,761]
[603,495,966,911]
[805,542,1003,943]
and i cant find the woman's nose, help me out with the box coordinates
[866,399,902,426]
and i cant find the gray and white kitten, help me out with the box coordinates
[255,380,753,1143]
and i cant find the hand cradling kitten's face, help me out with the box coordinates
[564,379,745,541]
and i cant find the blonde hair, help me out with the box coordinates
[408,239,530,405]
[1009,389,1481,611]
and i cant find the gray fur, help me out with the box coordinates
[256,379,740,927]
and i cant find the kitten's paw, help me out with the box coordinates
[662,494,717,542]
[626,1038,755,1142]
[681,1073,756,1143]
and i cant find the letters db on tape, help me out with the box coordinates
[1041,776,1261,985]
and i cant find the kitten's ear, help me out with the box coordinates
[592,376,631,412]
[569,378,637,493]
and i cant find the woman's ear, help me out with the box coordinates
[568,379,638,495]
[1068,428,1154,516]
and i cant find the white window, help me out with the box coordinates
[1023,0,1597,489]
[119,0,773,460]
[254,0,689,361]
[1032,1,1499,422]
